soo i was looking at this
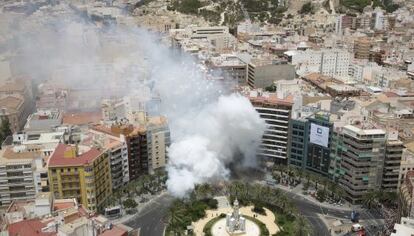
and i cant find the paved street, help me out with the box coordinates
[123,183,384,236]
[124,193,175,236]
[276,184,384,236]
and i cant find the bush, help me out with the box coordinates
[316,189,327,202]
[253,202,266,215]
[123,198,137,209]
[299,2,313,14]
[202,198,218,209]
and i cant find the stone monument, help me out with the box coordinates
[226,199,246,234]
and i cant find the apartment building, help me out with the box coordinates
[89,125,130,190]
[247,59,295,89]
[354,37,372,60]
[12,131,64,156]
[108,117,170,179]
[0,146,47,206]
[382,138,404,191]
[398,145,414,190]
[0,80,34,132]
[48,144,112,211]
[288,111,333,177]
[285,49,351,78]
[330,124,386,204]
[400,170,414,218]
[209,55,248,86]
[248,90,293,164]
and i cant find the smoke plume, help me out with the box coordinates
[1,3,266,197]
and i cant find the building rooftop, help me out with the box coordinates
[48,143,103,167]
[0,96,23,112]
[62,112,102,125]
[248,90,293,106]
[344,124,386,136]
[0,146,41,163]
[0,80,26,93]
[8,219,55,236]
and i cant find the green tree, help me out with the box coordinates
[0,117,12,145]
[293,215,312,236]
[299,2,313,14]
[123,198,138,209]
[362,190,378,209]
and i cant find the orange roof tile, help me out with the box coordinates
[53,202,75,211]
[62,112,102,125]
[48,144,103,167]
[8,219,56,236]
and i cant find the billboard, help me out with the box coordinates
[310,123,329,147]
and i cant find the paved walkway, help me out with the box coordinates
[192,198,279,236]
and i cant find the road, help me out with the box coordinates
[282,190,384,236]
[124,188,384,236]
[125,193,175,236]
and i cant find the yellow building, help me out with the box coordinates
[48,144,112,211]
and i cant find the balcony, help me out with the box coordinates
[60,172,79,176]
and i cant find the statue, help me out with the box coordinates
[226,199,246,234]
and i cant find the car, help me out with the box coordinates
[352,223,364,232]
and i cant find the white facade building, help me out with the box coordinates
[0,146,46,206]
[286,49,351,77]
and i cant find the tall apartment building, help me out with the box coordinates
[48,144,112,211]
[400,170,414,218]
[146,117,170,174]
[354,37,372,60]
[109,116,170,179]
[330,125,386,204]
[285,49,351,78]
[0,146,47,206]
[335,15,355,35]
[89,125,130,190]
[247,59,295,89]
[209,55,248,86]
[248,90,292,164]
[382,139,404,191]
[288,112,333,177]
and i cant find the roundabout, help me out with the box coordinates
[193,196,279,236]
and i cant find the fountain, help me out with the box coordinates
[226,199,246,234]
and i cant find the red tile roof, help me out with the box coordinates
[8,219,56,236]
[53,202,75,211]
[48,144,102,167]
[62,112,102,125]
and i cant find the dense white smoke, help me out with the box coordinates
[2,4,266,198]
[166,94,265,197]
[139,32,266,197]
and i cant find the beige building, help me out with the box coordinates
[0,80,34,132]
[354,37,372,60]
[0,146,47,207]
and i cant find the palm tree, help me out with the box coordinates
[362,190,378,209]
[293,215,312,236]
[168,201,186,235]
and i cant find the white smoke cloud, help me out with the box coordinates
[166,94,266,197]
[2,3,266,198]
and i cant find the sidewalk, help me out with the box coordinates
[111,191,168,224]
